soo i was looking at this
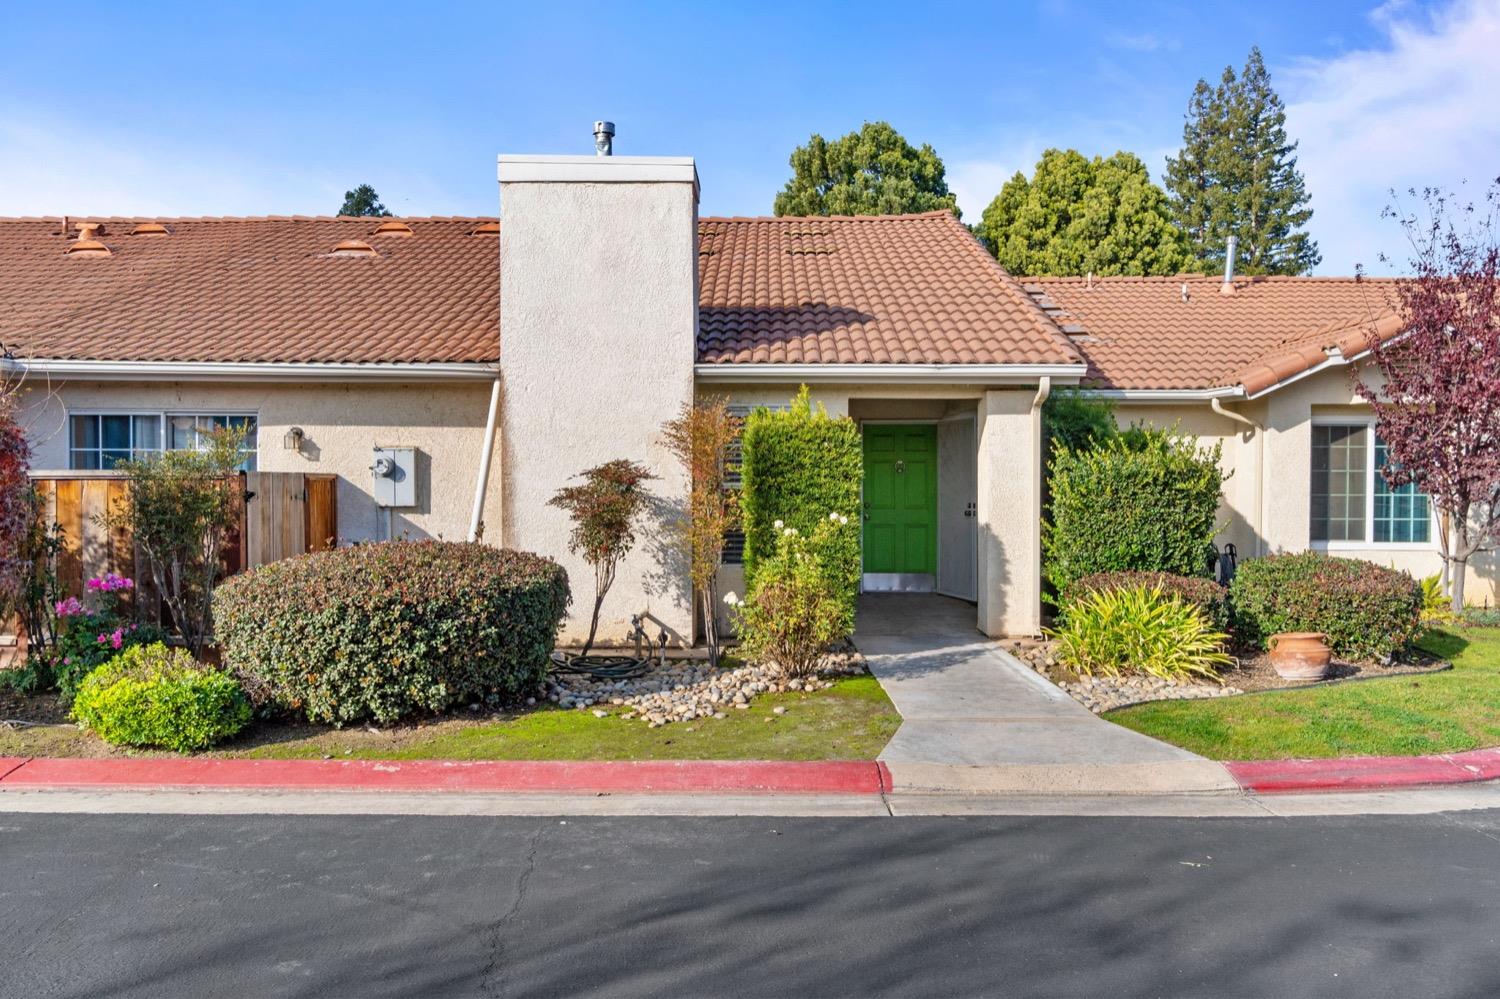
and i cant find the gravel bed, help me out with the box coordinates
[545,648,867,727]
[1002,639,1242,713]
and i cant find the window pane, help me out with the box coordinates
[1310,425,1367,542]
[70,449,100,470]
[101,450,130,469]
[1374,436,1431,543]
[133,415,161,452]
[168,415,199,450]
[100,415,131,451]
[70,415,99,450]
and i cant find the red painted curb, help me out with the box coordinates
[1226,747,1500,794]
[0,757,887,795]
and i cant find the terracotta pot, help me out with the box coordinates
[1268,631,1331,681]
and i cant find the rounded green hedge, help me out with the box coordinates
[1229,552,1422,662]
[213,541,570,726]
[1062,570,1230,633]
[72,642,251,752]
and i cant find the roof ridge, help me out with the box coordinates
[1028,273,1400,284]
[699,211,955,224]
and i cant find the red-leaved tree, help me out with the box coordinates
[0,382,33,611]
[1356,181,1500,612]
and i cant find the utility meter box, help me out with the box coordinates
[371,446,416,508]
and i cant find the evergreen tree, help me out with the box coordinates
[338,184,391,217]
[1165,47,1320,275]
[976,149,1191,276]
[774,121,959,217]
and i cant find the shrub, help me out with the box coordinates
[739,386,862,629]
[1043,427,1224,596]
[1043,388,1116,457]
[730,517,853,678]
[71,642,251,751]
[1063,571,1230,632]
[214,541,570,725]
[1230,552,1423,661]
[1046,586,1232,682]
[548,459,654,654]
[39,574,164,703]
[0,392,30,612]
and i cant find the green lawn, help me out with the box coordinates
[0,675,901,762]
[1108,628,1500,760]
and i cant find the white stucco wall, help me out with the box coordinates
[977,388,1045,635]
[499,157,699,645]
[1114,368,1498,602]
[15,378,503,545]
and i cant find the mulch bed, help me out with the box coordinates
[0,687,70,726]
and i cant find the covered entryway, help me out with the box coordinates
[861,418,978,600]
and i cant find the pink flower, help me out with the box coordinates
[86,573,134,593]
[54,597,85,617]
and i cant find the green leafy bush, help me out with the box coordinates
[1230,552,1422,661]
[1063,570,1230,632]
[1046,585,1232,682]
[1043,388,1116,457]
[739,386,862,628]
[38,574,165,703]
[213,540,570,725]
[1043,427,1224,596]
[71,642,251,751]
[730,517,854,678]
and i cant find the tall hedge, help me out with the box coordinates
[214,540,569,726]
[739,387,863,612]
[1043,428,1224,596]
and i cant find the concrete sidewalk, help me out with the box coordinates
[856,594,1237,794]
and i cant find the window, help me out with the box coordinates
[68,412,258,471]
[69,414,161,469]
[1310,422,1430,544]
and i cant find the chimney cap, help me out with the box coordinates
[593,120,615,156]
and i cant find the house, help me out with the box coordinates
[3,145,1491,646]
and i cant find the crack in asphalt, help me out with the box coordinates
[481,821,546,998]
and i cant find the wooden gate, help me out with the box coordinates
[243,472,338,566]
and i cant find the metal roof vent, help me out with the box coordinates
[1220,235,1239,296]
[330,239,378,257]
[372,220,413,237]
[64,222,112,257]
[594,120,614,156]
[130,222,170,236]
[468,221,499,236]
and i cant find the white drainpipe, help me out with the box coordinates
[468,377,502,542]
[1030,376,1051,634]
[1210,396,1264,557]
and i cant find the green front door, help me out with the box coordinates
[862,424,938,578]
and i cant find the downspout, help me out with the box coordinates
[467,376,502,542]
[1030,377,1051,635]
[1211,396,1264,557]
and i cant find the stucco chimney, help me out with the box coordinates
[496,151,700,646]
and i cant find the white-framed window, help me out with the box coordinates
[68,411,259,471]
[1310,419,1431,547]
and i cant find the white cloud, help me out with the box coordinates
[1108,32,1181,52]
[1284,0,1500,273]
[947,140,1047,222]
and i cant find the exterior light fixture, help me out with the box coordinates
[283,427,305,451]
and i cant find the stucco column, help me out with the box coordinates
[498,155,699,645]
[976,388,1043,636]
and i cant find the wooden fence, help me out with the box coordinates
[27,470,338,597]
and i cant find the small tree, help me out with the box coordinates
[1356,182,1500,613]
[0,387,31,614]
[106,426,249,656]
[662,397,741,668]
[339,184,391,217]
[548,459,655,655]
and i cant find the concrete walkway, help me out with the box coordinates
[856,594,1236,794]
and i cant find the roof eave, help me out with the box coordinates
[3,358,501,383]
[694,362,1087,385]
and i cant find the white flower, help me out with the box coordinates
[773,519,784,530]
[722,591,740,606]
[783,527,797,537]
[829,512,839,521]
[837,514,849,525]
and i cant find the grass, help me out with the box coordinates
[1108,628,1500,760]
[0,675,901,762]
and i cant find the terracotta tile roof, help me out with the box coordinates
[696,212,1084,367]
[1026,275,1403,392]
[0,216,500,364]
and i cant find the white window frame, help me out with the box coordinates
[66,408,260,471]
[1309,416,1434,552]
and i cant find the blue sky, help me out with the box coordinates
[3,0,1496,273]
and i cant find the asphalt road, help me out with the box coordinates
[3,809,1500,998]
